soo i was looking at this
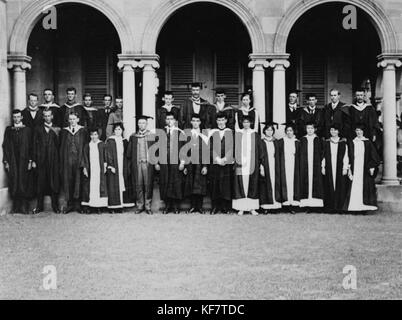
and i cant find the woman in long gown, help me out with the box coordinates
[344,124,380,213]
[235,92,260,132]
[259,123,281,213]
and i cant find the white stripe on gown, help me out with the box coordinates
[282,137,300,206]
[261,139,281,209]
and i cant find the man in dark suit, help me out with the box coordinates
[22,93,43,129]
[297,93,325,138]
[97,94,114,141]
[323,89,351,139]
[180,82,211,129]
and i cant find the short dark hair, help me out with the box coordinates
[165,112,176,120]
[306,93,317,100]
[43,88,54,94]
[68,111,79,118]
[83,93,92,99]
[285,123,296,132]
[113,123,125,132]
[330,89,341,95]
[43,109,53,115]
[12,109,22,115]
[104,94,113,100]
[263,124,276,134]
[216,112,227,120]
[191,114,201,121]
[89,128,100,135]
[66,87,76,94]
[115,97,123,101]
[29,93,38,99]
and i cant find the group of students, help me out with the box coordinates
[2,83,380,215]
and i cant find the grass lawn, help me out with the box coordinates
[0,211,401,300]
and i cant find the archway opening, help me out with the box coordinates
[286,2,381,106]
[156,2,252,107]
[27,3,122,106]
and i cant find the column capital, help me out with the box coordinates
[377,53,402,68]
[7,54,32,70]
[248,54,269,69]
[117,54,139,70]
[137,59,160,70]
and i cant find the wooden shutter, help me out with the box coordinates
[300,53,327,106]
[215,51,241,106]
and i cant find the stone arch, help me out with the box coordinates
[8,0,135,55]
[141,0,266,54]
[273,0,398,54]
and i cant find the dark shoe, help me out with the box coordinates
[146,210,153,215]
[64,206,75,214]
[199,208,205,215]
[96,209,102,215]
[174,209,180,215]
[135,209,145,214]
[210,208,218,215]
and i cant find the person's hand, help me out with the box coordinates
[110,167,116,174]
[28,162,32,171]
[83,168,88,178]
[4,162,9,172]
[104,163,107,174]
[32,162,37,169]
[373,135,377,142]
[183,168,188,176]
[260,165,265,177]
[322,168,326,176]
[179,163,185,171]
[201,167,208,176]
[348,172,353,181]
[155,164,161,172]
[369,168,375,176]
[342,169,348,176]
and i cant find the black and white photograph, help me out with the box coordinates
[0,0,402,305]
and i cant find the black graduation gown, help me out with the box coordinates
[80,142,108,204]
[299,136,324,200]
[126,131,156,202]
[235,108,260,131]
[158,128,185,201]
[323,102,351,139]
[59,127,88,202]
[209,129,234,201]
[2,126,34,198]
[322,139,349,210]
[181,98,211,129]
[297,108,325,138]
[84,107,99,128]
[259,138,281,206]
[40,103,62,128]
[343,139,380,209]
[233,131,263,200]
[105,137,132,208]
[21,108,44,129]
[32,125,61,195]
[349,104,380,141]
[60,103,89,128]
[156,105,181,129]
[277,138,301,204]
[286,106,300,125]
[183,132,209,197]
[97,108,114,142]
[209,104,235,130]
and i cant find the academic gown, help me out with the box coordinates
[60,103,88,128]
[209,104,235,130]
[105,137,134,209]
[126,131,156,203]
[40,103,62,128]
[156,105,181,129]
[59,126,88,202]
[235,107,260,132]
[22,108,44,129]
[181,98,211,129]
[97,107,114,142]
[349,104,380,141]
[2,126,34,198]
[209,128,234,201]
[286,105,300,126]
[277,137,301,206]
[232,130,263,210]
[323,102,351,139]
[81,141,108,207]
[344,138,380,211]
[183,131,209,197]
[32,125,61,196]
[322,138,349,211]
[299,135,324,207]
[259,138,282,209]
[158,127,185,201]
[297,108,325,138]
[84,107,99,128]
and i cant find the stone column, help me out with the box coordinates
[377,54,402,185]
[138,55,160,130]
[118,55,138,137]
[248,54,269,128]
[7,55,31,110]
[269,54,290,138]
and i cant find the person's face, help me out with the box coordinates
[138,119,147,131]
[114,126,123,137]
[192,87,201,99]
[306,125,316,136]
[164,95,174,105]
[355,92,365,103]
[242,96,251,106]
[44,91,54,103]
[330,128,339,138]
[29,96,38,108]
[286,127,295,138]
[216,94,226,103]
[289,94,298,104]
[69,115,79,127]
[308,97,317,108]
[191,118,201,130]
[166,116,175,127]
[84,97,92,107]
[90,131,99,142]
[104,97,112,108]
[43,111,53,124]
[330,91,340,104]
[243,120,251,130]
[217,117,227,129]
[115,99,123,109]
[13,113,23,125]
[264,127,274,138]
[67,91,76,102]
[355,128,364,138]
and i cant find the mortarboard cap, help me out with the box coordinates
[261,121,279,129]
[163,90,174,96]
[214,88,226,95]
[135,115,154,121]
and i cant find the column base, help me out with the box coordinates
[380,178,401,186]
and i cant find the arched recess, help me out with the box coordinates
[273,0,398,54]
[9,0,135,55]
[141,0,266,54]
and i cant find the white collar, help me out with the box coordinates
[353,103,368,111]
[64,125,83,135]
